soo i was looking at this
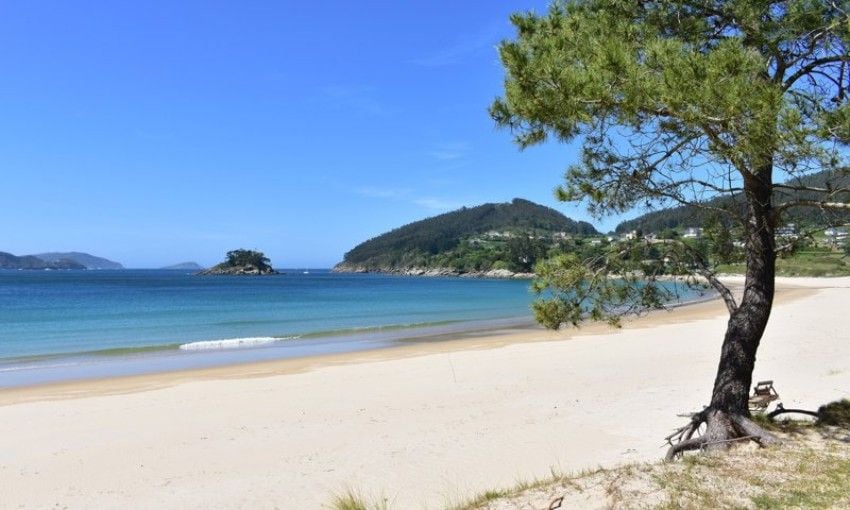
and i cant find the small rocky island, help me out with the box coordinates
[198,249,279,275]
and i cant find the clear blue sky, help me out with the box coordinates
[0,1,632,268]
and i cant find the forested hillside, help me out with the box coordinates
[336,198,598,273]
[616,170,850,233]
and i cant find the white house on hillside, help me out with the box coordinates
[683,227,702,239]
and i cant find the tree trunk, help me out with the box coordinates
[709,173,776,417]
[667,168,781,458]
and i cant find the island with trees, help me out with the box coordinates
[198,249,278,275]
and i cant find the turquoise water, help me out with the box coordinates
[0,270,539,359]
[0,269,709,387]
[0,270,544,386]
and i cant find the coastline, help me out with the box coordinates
[0,281,719,396]
[0,270,540,384]
[0,277,845,509]
[332,263,536,279]
[0,316,535,391]
[0,273,713,390]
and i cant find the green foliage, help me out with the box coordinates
[505,234,548,272]
[719,249,850,276]
[703,215,737,265]
[491,260,509,270]
[329,491,388,510]
[340,198,598,270]
[659,228,680,240]
[222,249,272,271]
[531,248,692,330]
[492,0,849,329]
[817,399,850,427]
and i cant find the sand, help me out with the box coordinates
[0,277,848,509]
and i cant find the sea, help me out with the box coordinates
[0,269,709,387]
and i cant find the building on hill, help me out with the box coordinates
[776,223,799,239]
[825,226,848,246]
[682,227,703,239]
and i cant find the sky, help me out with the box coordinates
[0,1,633,268]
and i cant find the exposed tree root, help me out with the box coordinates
[665,408,781,461]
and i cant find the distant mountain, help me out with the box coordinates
[616,170,850,233]
[35,252,124,270]
[0,252,86,270]
[335,198,599,274]
[161,262,204,270]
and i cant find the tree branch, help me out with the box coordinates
[775,199,850,215]
[773,183,850,195]
[658,239,738,314]
[784,55,850,91]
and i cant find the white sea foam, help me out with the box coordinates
[178,336,296,351]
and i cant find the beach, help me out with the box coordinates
[1,277,848,509]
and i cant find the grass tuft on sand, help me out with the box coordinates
[329,490,389,510]
[452,414,850,509]
[328,403,850,509]
[330,417,850,509]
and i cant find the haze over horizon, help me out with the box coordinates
[1,1,640,268]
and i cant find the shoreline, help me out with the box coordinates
[0,279,808,406]
[0,315,535,395]
[0,269,542,386]
[0,279,716,391]
[0,278,845,509]
[332,264,536,279]
[0,283,724,399]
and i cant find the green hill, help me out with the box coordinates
[616,170,850,234]
[335,198,598,274]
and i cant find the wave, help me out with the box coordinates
[178,336,298,351]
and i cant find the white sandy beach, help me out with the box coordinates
[1,277,848,509]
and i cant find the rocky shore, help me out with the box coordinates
[332,264,534,279]
[197,264,279,276]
